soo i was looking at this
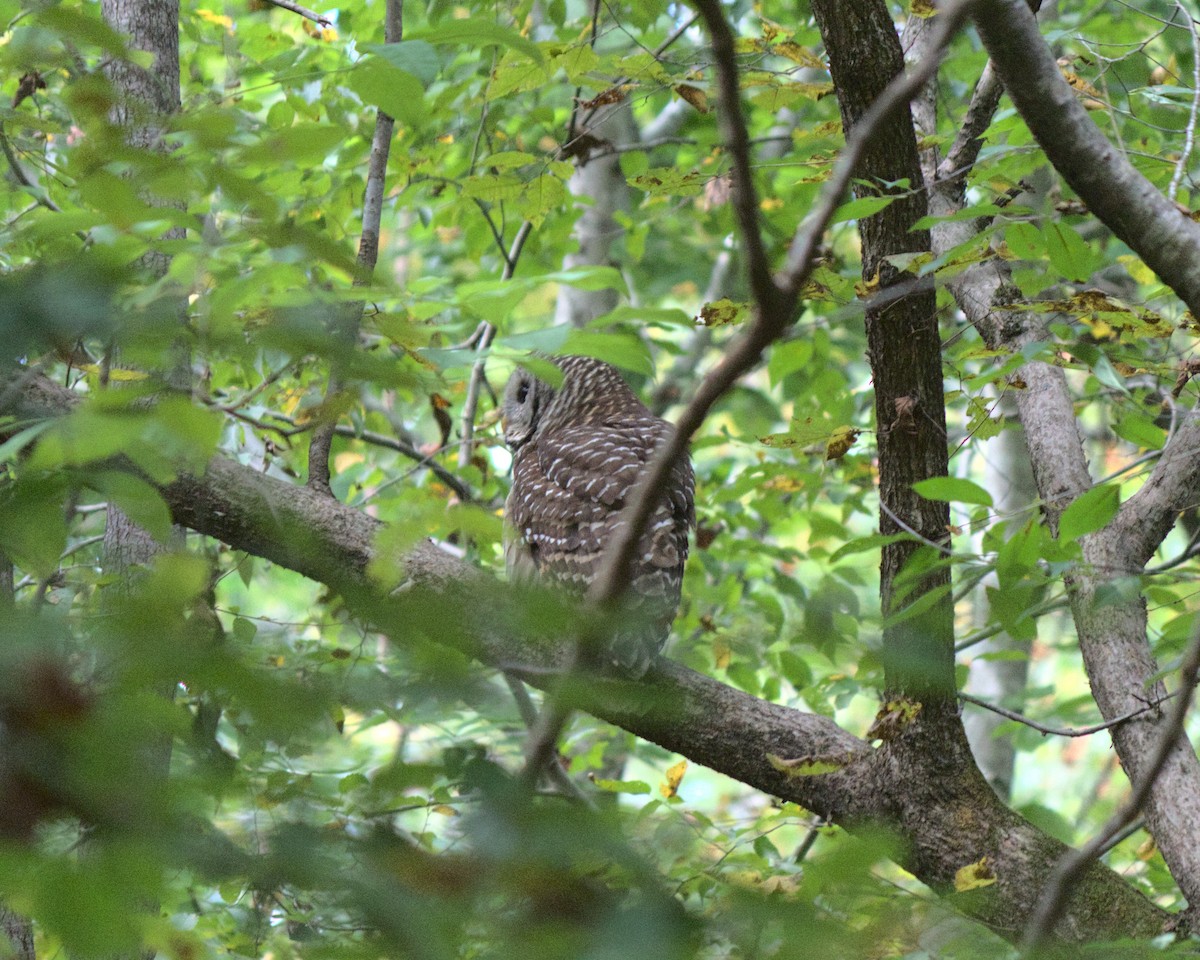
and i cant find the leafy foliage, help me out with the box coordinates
[2,0,1200,957]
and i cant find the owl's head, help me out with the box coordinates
[502,355,642,450]
[501,365,555,449]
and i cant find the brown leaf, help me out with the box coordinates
[700,173,733,211]
[13,71,46,109]
[577,86,627,111]
[430,392,453,448]
[674,83,709,113]
[695,522,721,550]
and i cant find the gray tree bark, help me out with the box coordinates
[554,101,637,327]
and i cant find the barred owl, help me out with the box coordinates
[502,355,695,676]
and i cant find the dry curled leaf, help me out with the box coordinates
[13,71,46,109]
[700,173,733,211]
[674,83,709,113]
[767,752,855,777]
[429,392,453,448]
[891,396,918,436]
[577,86,627,111]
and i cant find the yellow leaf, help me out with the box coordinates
[1061,69,1102,100]
[660,760,687,799]
[762,474,803,493]
[772,42,824,68]
[77,364,149,381]
[954,856,997,892]
[196,8,234,30]
[855,266,882,298]
[825,426,861,461]
[713,637,732,669]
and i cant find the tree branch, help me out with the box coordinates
[1022,617,1200,954]
[972,0,1200,316]
[959,690,1179,739]
[307,0,401,495]
[256,0,332,28]
[2,368,1172,945]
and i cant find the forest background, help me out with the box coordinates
[3,0,1200,957]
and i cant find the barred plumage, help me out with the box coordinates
[502,355,695,676]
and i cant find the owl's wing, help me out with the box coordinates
[508,421,694,674]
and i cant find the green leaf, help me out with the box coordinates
[1112,410,1166,450]
[1005,222,1044,260]
[1090,354,1130,396]
[1058,484,1120,541]
[0,480,66,578]
[1045,222,1102,281]
[767,339,813,386]
[911,203,1012,230]
[347,58,426,127]
[560,330,653,376]
[592,778,651,794]
[360,40,441,86]
[543,266,628,293]
[457,279,531,325]
[0,420,55,464]
[831,194,898,224]
[406,18,544,62]
[88,471,174,543]
[912,476,994,507]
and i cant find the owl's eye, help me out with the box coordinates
[517,383,529,404]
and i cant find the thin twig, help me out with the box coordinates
[256,0,332,27]
[878,498,956,557]
[1168,2,1200,202]
[577,12,701,134]
[692,0,778,313]
[456,220,533,471]
[958,689,1179,738]
[793,816,828,864]
[221,406,474,501]
[1021,618,1200,955]
[306,0,400,495]
[0,125,62,213]
[503,673,595,807]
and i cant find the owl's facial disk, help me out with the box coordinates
[502,370,549,450]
